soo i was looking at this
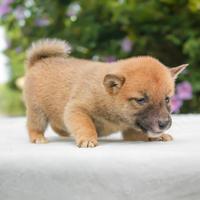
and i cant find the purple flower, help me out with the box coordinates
[15,47,22,53]
[2,0,14,5]
[104,56,116,63]
[35,18,50,27]
[0,0,13,16]
[121,37,133,53]
[176,81,192,100]
[171,95,183,113]
[0,4,11,16]
[14,6,26,20]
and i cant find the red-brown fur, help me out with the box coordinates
[24,39,187,147]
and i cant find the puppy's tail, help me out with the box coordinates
[26,39,71,69]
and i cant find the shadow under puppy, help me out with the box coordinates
[24,39,188,147]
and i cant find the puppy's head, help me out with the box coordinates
[103,56,188,137]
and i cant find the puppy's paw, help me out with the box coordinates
[76,138,98,148]
[159,133,173,141]
[31,136,48,144]
[148,133,173,142]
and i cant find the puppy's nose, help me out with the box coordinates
[158,119,170,130]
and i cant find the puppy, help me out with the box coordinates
[23,39,187,147]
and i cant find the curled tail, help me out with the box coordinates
[26,38,71,69]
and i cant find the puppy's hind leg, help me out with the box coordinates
[26,107,48,144]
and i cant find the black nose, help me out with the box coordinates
[158,119,170,130]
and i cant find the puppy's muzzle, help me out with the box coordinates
[136,116,172,134]
[158,118,171,130]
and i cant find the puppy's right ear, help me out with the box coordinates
[103,74,125,95]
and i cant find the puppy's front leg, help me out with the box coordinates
[64,108,98,148]
[123,129,173,142]
[122,129,149,141]
[148,133,173,142]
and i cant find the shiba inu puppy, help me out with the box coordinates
[24,39,187,147]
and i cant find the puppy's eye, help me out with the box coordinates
[135,98,146,105]
[165,96,170,103]
[128,97,146,105]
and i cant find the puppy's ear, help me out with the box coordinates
[170,64,189,79]
[103,74,125,95]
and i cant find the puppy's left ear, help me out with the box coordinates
[103,74,125,95]
[170,64,189,79]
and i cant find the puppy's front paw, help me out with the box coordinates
[76,137,98,148]
[159,133,173,141]
[35,137,48,144]
[149,133,173,142]
[31,136,48,144]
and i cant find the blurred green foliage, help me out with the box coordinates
[0,0,200,115]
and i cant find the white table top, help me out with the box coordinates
[0,115,200,200]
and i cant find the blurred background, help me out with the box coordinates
[0,0,199,116]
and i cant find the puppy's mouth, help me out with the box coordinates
[135,121,148,133]
[147,131,162,138]
[135,121,163,135]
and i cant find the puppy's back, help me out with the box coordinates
[23,39,104,124]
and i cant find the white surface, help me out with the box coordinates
[0,115,200,200]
